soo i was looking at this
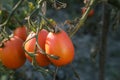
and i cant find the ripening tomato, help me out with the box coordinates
[45,29,74,67]
[1,36,26,69]
[24,29,50,66]
[81,7,94,17]
[14,26,27,41]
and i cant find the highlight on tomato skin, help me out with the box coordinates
[24,29,50,67]
[45,29,75,67]
[14,26,28,41]
[1,36,26,69]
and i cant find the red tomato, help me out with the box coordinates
[24,29,50,66]
[14,26,27,41]
[45,29,74,67]
[81,7,94,17]
[1,36,26,69]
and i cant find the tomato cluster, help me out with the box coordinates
[24,29,50,66]
[0,26,27,69]
[25,29,74,67]
[0,26,75,69]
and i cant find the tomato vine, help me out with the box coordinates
[0,0,119,80]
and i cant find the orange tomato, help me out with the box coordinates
[14,26,27,41]
[45,29,74,67]
[1,36,26,69]
[24,29,50,66]
[81,7,94,17]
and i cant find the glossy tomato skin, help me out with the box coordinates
[82,7,94,17]
[14,26,27,41]
[1,36,26,69]
[25,29,50,66]
[45,30,74,67]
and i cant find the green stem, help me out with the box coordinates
[27,0,45,31]
[35,30,60,60]
[71,64,80,80]
[53,67,59,80]
[0,0,24,27]
[70,0,96,37]
[23,35,36,57]
[34,66,54,74]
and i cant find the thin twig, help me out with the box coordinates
[70,64,80,80]
[35,32,60,60]
[0,0,24,27]
[23,34,36,57]
[53,67,59,80]
[70,0,96,37]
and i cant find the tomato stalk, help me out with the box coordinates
[33,65,54,75]
[0,0,23,27]
[31,41,38,66]
[27,8,39,32]
[36,41,59,59]
[84,0,91,8]
[26,0,46,32]
[35,28,60,60]
[23,31,48,67]
[50,0,67,10]
[32,27,41,66]
[70,64,81,80]
[23,35,36,57]
[0,29,10,41]
[26,0,61,33]
[38,12,60,33]
[24,1,72,79]
[69,0,97,37]
[33,1,60,60]
[53,67,59,80]
[0,0,24,43]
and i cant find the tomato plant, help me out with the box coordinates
[0,36,26,69]
[13,26,27,41]
[0,0,119,80]
[81,7,94,17]
[24,29,50,67]
[45,29,74,67]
